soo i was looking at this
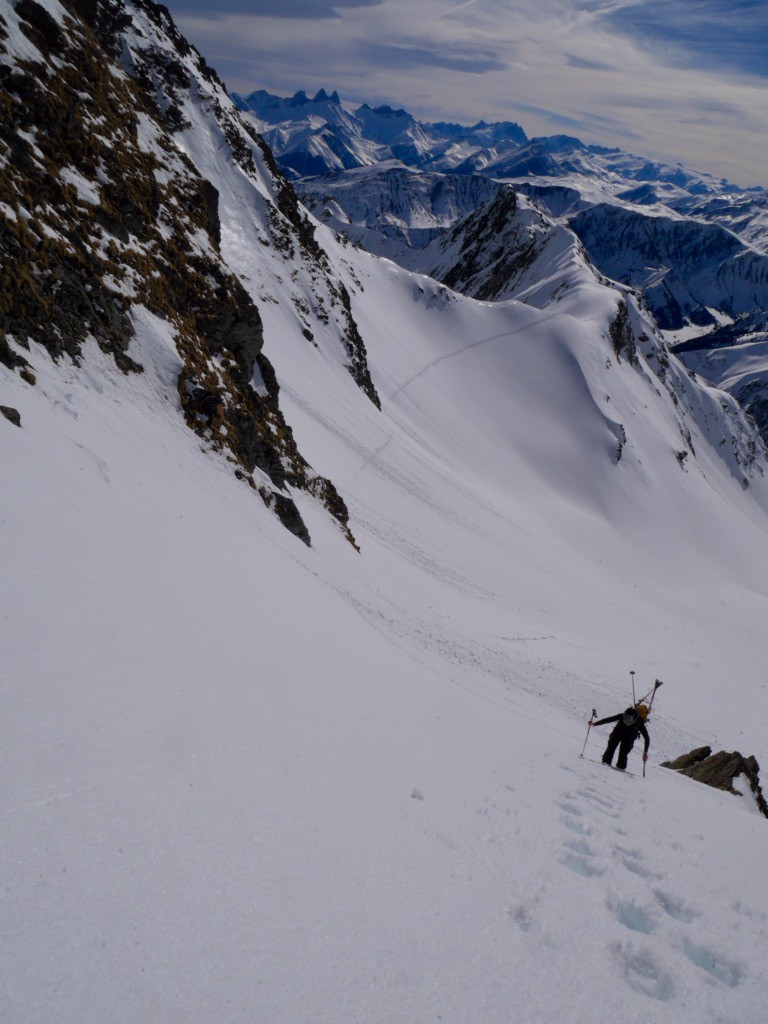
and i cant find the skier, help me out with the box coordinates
[592,704,649,771]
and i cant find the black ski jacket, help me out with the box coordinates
[594,713,650,753]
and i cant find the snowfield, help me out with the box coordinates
[3,1,768,1022]
[4,266,768,1022]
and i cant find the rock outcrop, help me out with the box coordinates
[661,746,768,819]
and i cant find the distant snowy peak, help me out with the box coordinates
[234,88,388,177]
[355,102,417,138]
[481,135,730,195]
[233,87,346,125]
[298,164,503,249]
[232,87,528,178]
[353,102,432,164]
[568,205,768,329]
[413,186,603,311]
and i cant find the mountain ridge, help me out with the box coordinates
[245,86,768,444]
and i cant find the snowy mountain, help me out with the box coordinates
[250,88,768,439]
[568,204,768,329]
[232,88,760,210]
[232,89,389,177]
[244,86,768,300]
[297,161,502,251]
[233,86,528,178]
[674,310,768,441]
[410,186,593,304]
[480,134,732,194]
[0,0,381,545]
[4,4,768,1023]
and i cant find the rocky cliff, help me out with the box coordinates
[0,0,380,545]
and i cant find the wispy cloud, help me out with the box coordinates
[360,40,508,75]
[564,54,617,73]
[169,0,384,18]
[599,0,768,78]
[169,0,768,186]
[512,102,645,142]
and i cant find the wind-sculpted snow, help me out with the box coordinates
[4,4,768,1023]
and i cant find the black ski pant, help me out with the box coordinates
[602,726,636,770]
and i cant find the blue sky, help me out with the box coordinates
[166,0,768,187]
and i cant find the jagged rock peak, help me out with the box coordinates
[373,104,408,118]
[287,88,341,106]
[311,88,340,104]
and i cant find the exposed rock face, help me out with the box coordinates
[0,0,362,546]
[568,205,768,330]
[661,746,768,819]
[674,311,768,447]
[298,165,503,250]
[1,405,21,427]
[609,300,637,365]
[416,187,552,302]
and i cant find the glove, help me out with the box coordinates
[643,753,648,762]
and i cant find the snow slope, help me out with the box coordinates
[3,2,768,1022]
[4,296,768,1024]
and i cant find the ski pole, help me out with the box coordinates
[580,709,597,757]
[630,670,636,705]
[641,680,662,778]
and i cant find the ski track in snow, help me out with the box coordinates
[385,315,563,407]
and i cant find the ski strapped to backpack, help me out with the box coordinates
[646,678,663,713]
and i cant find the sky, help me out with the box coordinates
[169,0,767,187]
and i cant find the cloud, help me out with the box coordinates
[564,54,618,73]
[169,0,383,19]
[598,0,768,80]
[167,0,768,186]
[510,102,644,142]
[361,41,508,75]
